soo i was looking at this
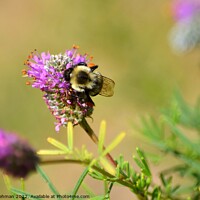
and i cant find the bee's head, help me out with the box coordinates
[76,70,90,84]
[64,62,99,82]
[64,63,88,82]
[64,62,100,93]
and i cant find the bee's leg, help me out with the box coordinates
[86,93,95,106]
[77,91,95,106]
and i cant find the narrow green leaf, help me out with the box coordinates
[133,156,144,170]
[133,154,150,177]
[171,185,181,194]
[165,117,200,155]
[98,120,106,154]
[149,140,168,152]
[3,174,11,190]
[101,132,126,157]
[152,187,161,200]
[119,154,124,166]
[140,157,151,176]
[136,148,151,176]
[47,137,69,152]
[3,175,16,199]
[124,162,130,178]
[160,173,167,187]
[116,165,120,178]
[89,171,105,181]
[36,166,61,199]
[145,152,162,164]
[166,176,172,185]
[172,185,194,195]
[10,188,43,200]
[136,147,145,159]
[67,121,73,151]
[150,117,164,138]
[37,150,66,155]
[100,157,116,175]
[179,154,200,173]
[141,116,163,139]
[71,167,89,200]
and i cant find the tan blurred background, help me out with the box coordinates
[0,0,200,199]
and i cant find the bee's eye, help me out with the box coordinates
[64,68,73,81]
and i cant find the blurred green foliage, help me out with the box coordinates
[140,92,200,199]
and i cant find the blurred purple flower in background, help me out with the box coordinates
[23,46,94,131]
[0,129,39,178]
[172,0,200,21]
[169,0,200,54]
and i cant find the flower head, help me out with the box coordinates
[172,0,200,21]
[0,129,39,178]
[23,46,95,131]
[169,0,200,53]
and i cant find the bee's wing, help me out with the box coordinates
[99,76,115,97]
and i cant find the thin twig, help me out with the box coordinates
[40,159,132,188]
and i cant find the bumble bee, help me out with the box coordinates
[64,62,115,97]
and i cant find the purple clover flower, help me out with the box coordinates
[169,0,200,53]
[0,129,39,178]
[172,0,200,21]
[23,46,94,131]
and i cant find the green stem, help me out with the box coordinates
[41,159,136,190]
[79,118,117,167]
[104,180,108,195]
[41,159,152,199]
[104,182,114,199]
[40,159,153,199]
[20,178,25,200]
